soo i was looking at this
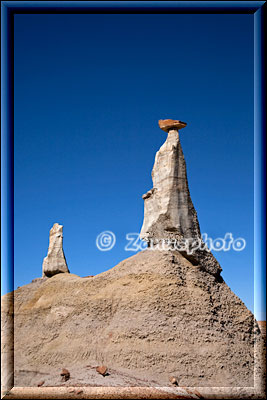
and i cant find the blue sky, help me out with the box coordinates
[10,13,263,319]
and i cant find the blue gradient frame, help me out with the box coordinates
[1,0,266,394]
[254,5,266,321]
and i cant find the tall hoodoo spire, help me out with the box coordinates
[140,119,200,242]
[140,119,222,277]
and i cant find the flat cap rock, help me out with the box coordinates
[158,119,187,132]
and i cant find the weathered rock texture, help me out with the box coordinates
[1,294,14,395]
[140,120,221,277]
[1,250,264,392]
[140,127,200,241]
[42,223,69,278]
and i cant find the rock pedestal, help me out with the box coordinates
[140,119,222,277]
[140,127,200,241]
[42,223,69,277]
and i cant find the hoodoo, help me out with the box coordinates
[140,119,221,277]
[42,223,69,277]
[140,119,200,241]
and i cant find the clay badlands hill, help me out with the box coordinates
[1,119,265,398]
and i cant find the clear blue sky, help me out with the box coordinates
[10,13,263,319]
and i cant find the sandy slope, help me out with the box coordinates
[1,250,264,392]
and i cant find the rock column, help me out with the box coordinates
[42,223,69,277]
[140,119,222,277]
[140,120,200,241]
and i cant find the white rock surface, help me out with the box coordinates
[140,120,221,277]
[140,128,200,242]
[42,223,69,277]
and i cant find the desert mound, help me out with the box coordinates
[2,250,260,388]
